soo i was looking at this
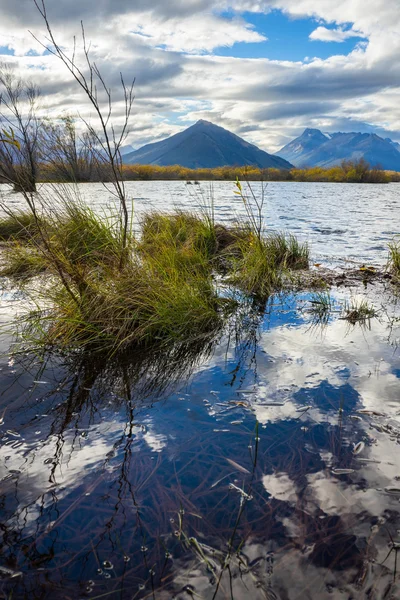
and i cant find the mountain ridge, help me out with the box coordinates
[277,128,400,170]
[123,120,293,169]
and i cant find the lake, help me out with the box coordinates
[1,180,400,267]
[0,182,399,599]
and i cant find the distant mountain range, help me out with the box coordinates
[123,120,293,169]
[276,128,400,171]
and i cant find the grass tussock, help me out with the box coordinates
[3,197,309,356]
[343,299,377,324]
[50,200,130,271]
[309,291,332,313]
[308,291,333,326]
[1,242,47,277]
[23,263,223,354]
[229,231,309,297]
[388,239,400,278]
[139,211,218,277]
[0,210,42,241]
[11,205,227,355]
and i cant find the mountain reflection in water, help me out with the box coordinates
[0,291,399,599]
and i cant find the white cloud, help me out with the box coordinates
[130,13,266,53]
[0,0,399,151]
[309,26,364,43]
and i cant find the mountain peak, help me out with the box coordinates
[123,121,292,169]
[195,119,213,126]
[277,128,400,170]
[302,128,328,139]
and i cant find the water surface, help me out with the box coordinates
[0,285,400,599]
[0,181,400,598]
[1,180,399,267]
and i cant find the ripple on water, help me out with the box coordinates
[1,180,399,267]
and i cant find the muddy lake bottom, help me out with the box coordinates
[0,276,399,600]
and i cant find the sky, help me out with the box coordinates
[0,0,399,153]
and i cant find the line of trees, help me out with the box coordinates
[0,66,100,190]
[118,160,392,183]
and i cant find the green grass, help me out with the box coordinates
[228,231,309,298]
[343,299,377,324]
[139,210,217,278]
[11,206,226,355]
[308,291,333,325]
[388,239,400,277]
[265,231,309,270]
[1,243,47,277]
[2,201,308,356]
[54,200,131,269]
[309,291,332,312]
[0,210,42,241]
[18,256,225,355]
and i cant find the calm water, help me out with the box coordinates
[0,182,400,599]
[1,180,400,267]
[0,283,399,599]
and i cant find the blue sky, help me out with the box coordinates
[0,10,366,63]
[0,46,14,55]
[215,10,366,62]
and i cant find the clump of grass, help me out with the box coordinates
[309,291,332,313]
[139,211,217,277]
[228,231,309,298]
[388,239,400,278]
[4,192,307,356]
[9,203,230,356]
[51,199,129,270]
[266,232,309,270]
[0,210,42,241]
[1,242,47,277]
[229,234,281,298]
[141,211,216,255]
[343,299,377,324]
[228,179,309,298]
[308,291,333,325]
[19,257,224,355]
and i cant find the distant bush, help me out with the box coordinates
[116,160,391,184]
[1,156,393,185]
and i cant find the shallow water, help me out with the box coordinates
[1,180,400,267]
[0,281,400,599]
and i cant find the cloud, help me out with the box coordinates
[130,13,266,53]
[253,101,340,121]
[0,0,399,152]
[309,26,364,43]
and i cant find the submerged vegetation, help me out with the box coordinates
[343,298,378,324]
[306,292,379,327]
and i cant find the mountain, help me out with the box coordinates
[277,128,400,171]
[123,120,292,169]
[120,144,135,156]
